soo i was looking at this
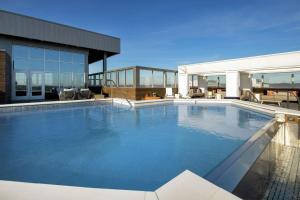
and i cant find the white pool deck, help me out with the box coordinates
[0,98,299,200]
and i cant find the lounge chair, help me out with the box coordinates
[78,88,92,99]
[59,88,76,100]
[188,88,205,98]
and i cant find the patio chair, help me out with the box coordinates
[59,88,76,100]
[78,88,92,99]
[188,88,205,98]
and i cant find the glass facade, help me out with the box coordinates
[166,72,175,87]
[153,71,164,87]
[13,45,86,97]
[140,69,153,88]
[126,69,134,87]
[207,75,226,87]
[188,75,199,87]
[88,67,178,88]
[252,72,300,88]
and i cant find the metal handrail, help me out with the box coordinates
[103,79,132,107]
[242,90,259,103]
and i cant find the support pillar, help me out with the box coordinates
[178,70,189,97]
[103,53,107,86]
[225,71,240,99]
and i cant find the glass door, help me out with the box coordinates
[29,72,44,100]
[13,71,44,101]
[14,71,28,100]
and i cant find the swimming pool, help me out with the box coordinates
[0,102,271,191]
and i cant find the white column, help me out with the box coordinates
[178,69,189,97]
[198,76,208,93]
[225,71,240,98]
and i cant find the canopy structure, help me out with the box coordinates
[178,51,300,98]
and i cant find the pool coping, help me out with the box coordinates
[1,98,299,200]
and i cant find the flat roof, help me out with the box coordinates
[179,51,300,75]
[0,10,120,63]
[89,66,177,75]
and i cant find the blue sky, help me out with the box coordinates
[1,0,300,73]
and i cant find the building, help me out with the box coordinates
[0,10,120,103]
[88,66,178,100]
[178,51,300,99]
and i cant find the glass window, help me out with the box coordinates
[175,73,178,87]
[74,73,85,88]
[60,51,73,62]
[118,70,125,87]
[188,75,193,87]
[252,72,300,88]
[45,72,59,92]
[110,72,117,87]
[166,72,175,87]
[193,75,198,87]
[73,53,85,63]
[13,45,29,59]
[45,49,59,61]
[45,61,59,72]
[30,60,44,71]
[14,59,30,70]
[208,75,226,87]
[140,69,152,88]
[60,72,73,88]
[126,69,133,87]
[30,47,44,60]
[60,62,73,72]
[73,63,84,73]
[153,71,164,87]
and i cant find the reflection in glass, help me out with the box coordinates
[45,61,59,72]
[30,47,44,60]
[208,75,226,87]
[15,72,27,96]
[74,73,85,88]
[166,72,175,87]
[60,51,73,62]
[31,60,44,71]
[45,72,59,92]
[252,72,300,88]
[118,70,125,87]
[45,49,59,61]
[153,71,164,87]
[31,73,42,96]
[60,73,73,88]
[73,53,85,63]
[14,59,30,70]
[13,45,28,59]
[110,72,117,87]
[126,69,133,87]
[140,70,152,88]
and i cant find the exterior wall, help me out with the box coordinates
[102,87,178,100]
[178,71,189,97]
[0,50,11,103]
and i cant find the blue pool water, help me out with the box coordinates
[0,103,271,191]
